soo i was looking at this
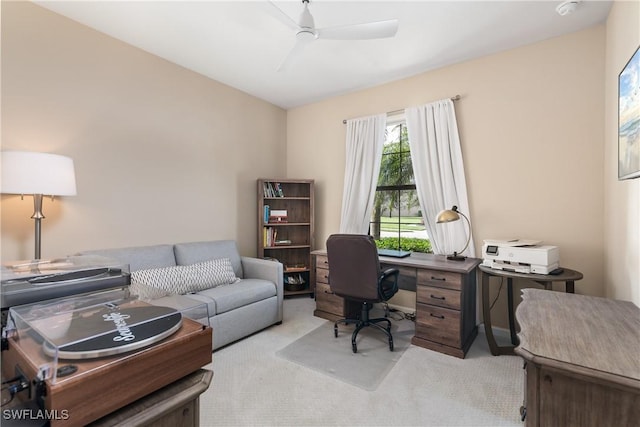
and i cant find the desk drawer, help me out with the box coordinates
[417,285,461,311]
[415,303,460,347]
[417,269,462,291]
[315,282,343,316]
[315,267,329,285]
[315,255,329,271]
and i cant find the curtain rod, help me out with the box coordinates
[342,95,461,124]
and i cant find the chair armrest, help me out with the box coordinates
[378,268,399,301]
[241,256,284,322]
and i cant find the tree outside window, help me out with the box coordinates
[369,121,432,253]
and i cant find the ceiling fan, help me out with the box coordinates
[268,0,399,71]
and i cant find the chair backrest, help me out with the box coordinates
[326,234,382,302]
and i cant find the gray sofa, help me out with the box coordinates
[79,240,283,350]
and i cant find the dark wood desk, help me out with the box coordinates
[478,264,583,356]
[515,289,640,426]
[312,250,481,358]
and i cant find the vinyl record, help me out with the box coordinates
[41,305,182,359]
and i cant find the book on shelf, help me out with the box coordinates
[263,205,270,223]
[264,227,276,247]
[268,209,288,223]
[264,228,292,247]
[275,182,284,197]
[262,181,285,198]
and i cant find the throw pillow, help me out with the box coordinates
[131,258,239,295]
[131,265,184,294]
[179,258,239,293]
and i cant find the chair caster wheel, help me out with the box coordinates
[352,343,357,353]
[334,326,338,338]
[389,339,394,352]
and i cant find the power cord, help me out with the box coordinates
[384,303,416,322]
[1,378,29,406]
[489,277,505,311]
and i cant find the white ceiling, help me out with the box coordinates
[34,0,613,109]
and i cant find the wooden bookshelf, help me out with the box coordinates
[258,179,315,297]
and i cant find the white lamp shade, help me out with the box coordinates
[1,151,77,196]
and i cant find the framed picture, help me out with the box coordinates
[618,45,640,180]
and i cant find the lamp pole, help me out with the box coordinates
[450,209,471,260]
[31,194,45,260]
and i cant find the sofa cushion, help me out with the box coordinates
[180,293,217,317]
[196,278,276,314]
[174,241,244,278]
[131,258,238,295]
[79,244,176,272]
[129,281,172,301]
[151,294,213,321]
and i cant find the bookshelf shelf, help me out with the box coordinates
[264,245,311,250]
[258,179,315,297]
[264,197,311,200]
[265,223,311,226]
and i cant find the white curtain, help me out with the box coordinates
[339,114,386,234]
[406,99,475,256]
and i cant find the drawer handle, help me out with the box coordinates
[431,276,446,281]
[430,294,446,300]
[430,313,445,319]
[324,290,335,295]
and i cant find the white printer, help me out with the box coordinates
[482,239,560,274]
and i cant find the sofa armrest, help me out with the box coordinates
[241,256,284,322]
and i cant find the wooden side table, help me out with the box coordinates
[89,369,213,427]
[478,265,583,356]
[515,289,640,426]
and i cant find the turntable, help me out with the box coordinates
[2,289,212,426]
[1,255,132,311]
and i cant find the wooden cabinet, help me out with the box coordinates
[311,250,480,358]
[412,259,480,359]
[91,369,212,427]
[258,179,314,297]
[515,289,640,427]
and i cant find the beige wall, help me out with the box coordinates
[1,2,287,261]
[2,2,636,317]
[287,26,607,316]
[604,0,640,305]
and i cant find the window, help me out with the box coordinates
[369,120,431,253]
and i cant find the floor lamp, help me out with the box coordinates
[1,151,77,260]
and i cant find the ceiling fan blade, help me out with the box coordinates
[277,36,313,72]
[266,1,300,31]
[317,19,399,40]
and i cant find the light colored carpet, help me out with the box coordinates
[276,308,414,391]
[199,297,523,427]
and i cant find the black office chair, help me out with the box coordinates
[326,234,399,353]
